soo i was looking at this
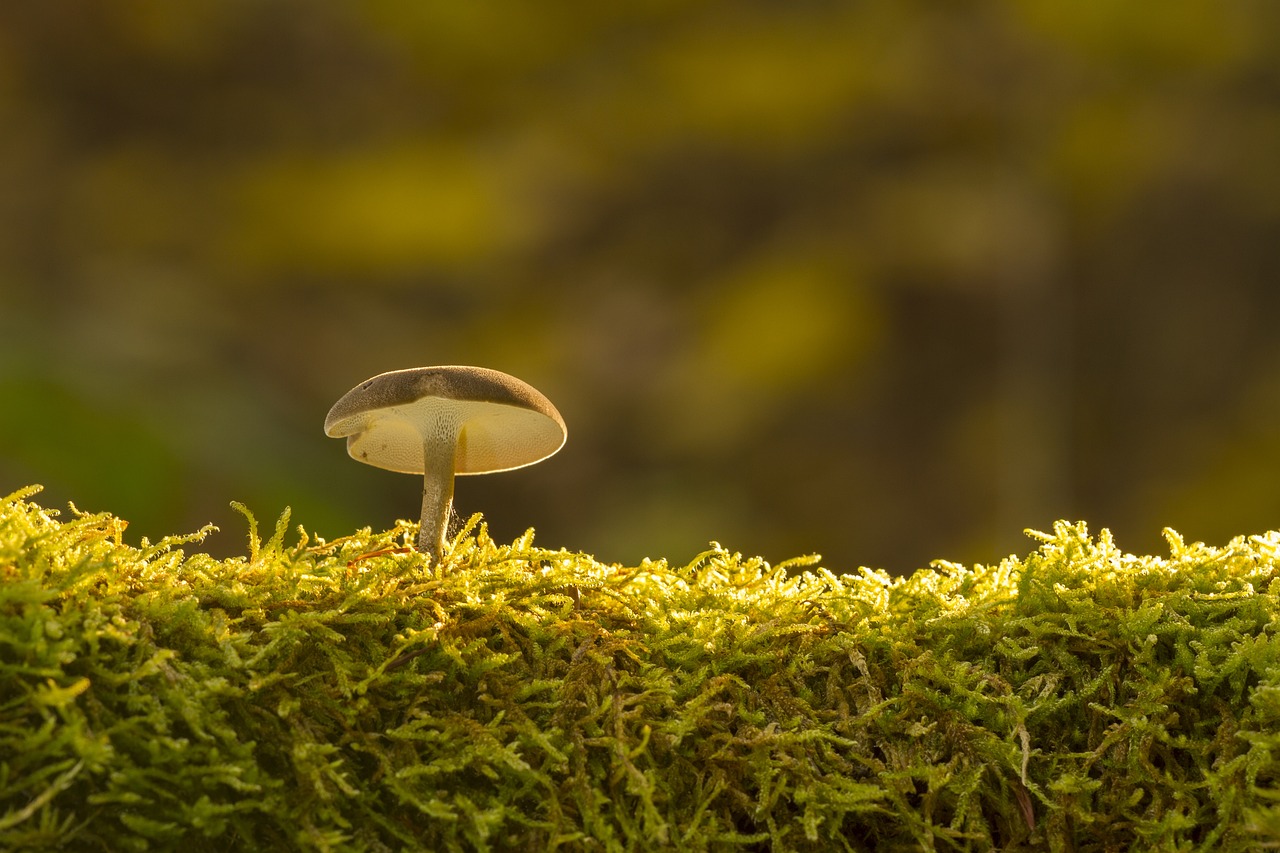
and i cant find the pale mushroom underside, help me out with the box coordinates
[337,398,566,475]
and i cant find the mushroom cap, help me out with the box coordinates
[324,366,567,475]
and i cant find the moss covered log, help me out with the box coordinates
[3,484,1280,851]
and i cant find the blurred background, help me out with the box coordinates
[2,1,1279,574]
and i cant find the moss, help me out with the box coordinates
[3,484,1280,851]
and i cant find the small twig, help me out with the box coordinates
[384,647,432,672]
[346,547,414,570]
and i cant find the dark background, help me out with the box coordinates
[2,2,1279,574]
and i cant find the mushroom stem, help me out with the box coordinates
[417,430,458,563]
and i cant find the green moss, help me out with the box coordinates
[3,484,1280,851]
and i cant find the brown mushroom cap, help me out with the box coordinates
[324,366,567,475]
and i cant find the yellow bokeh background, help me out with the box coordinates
[2,1,1279,573]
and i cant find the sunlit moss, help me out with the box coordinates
[3,485,1280,851]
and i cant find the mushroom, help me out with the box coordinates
[324,366,566,564]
